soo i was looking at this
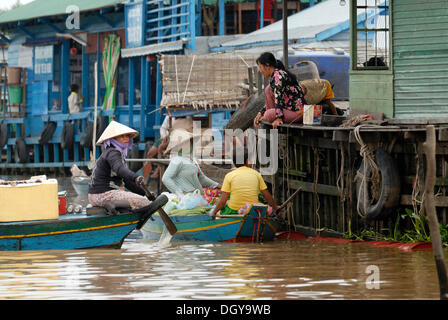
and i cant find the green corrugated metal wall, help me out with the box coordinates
[393,0,448,119]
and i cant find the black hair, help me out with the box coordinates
[256,52,298,83]
[232,147,249,168]
[70,84,79,92]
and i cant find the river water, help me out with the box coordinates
[0,176,446,301]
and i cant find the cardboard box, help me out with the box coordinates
[303,104,322,125]
[0,179,59,222]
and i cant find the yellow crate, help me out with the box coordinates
[0,179,59,222]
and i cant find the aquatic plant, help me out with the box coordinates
[344,209,448,244]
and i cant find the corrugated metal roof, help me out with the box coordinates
[202,0,317,4]
[0,0,125,25]
[215,0,348,50]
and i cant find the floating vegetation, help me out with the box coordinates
[345,208,448,245]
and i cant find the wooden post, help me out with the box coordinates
[423,125,448,300]
[248,67,254,96]
[238,3,242,34]
[282,0,288,68]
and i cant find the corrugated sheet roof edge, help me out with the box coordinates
[0,0,126,25]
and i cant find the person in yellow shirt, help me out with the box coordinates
[209,149,279,217]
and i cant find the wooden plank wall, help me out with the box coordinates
[265,125,448,238]
[393,0,448,118]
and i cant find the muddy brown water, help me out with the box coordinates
[0,176,446,300]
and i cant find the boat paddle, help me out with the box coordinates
[139,181,177,236]
[274,188,302,215]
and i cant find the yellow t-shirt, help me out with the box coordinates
[221,166,268,210]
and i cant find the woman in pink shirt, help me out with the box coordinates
[254,52,305,129]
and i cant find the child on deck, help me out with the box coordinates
[68,84,83,114]
[209,149,279,217]
[68,84,83,131]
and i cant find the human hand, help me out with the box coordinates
[135,175,145,185]
[272,118,283,129]
[254,112,263,128]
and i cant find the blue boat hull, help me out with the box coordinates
[0,213,142,251]
[141,205,277,242]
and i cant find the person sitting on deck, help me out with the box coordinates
[88,121,150,214]
[253,52,306,129]
[162,129,221,198]
[209,148,279,217]
[299,79,342,116]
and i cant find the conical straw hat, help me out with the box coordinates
[164,128,214,155]
[164,129,195,154]
[96,120,138,145]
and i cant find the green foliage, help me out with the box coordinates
[258,192,268,204]
[344,209,448,244]
[399,208,430,242]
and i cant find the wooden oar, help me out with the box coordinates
[275,188,302,215]
[139,181,177,236]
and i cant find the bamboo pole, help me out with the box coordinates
[423,125,448,300]
[282,0,288,68]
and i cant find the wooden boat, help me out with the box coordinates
[140,204,278,242]
[71,176,90,197]
[0,195,168,251]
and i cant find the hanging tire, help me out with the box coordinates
[224,92,266,131]
[128,144,141,172]
[96,113,108,141]
[355,148,401,221]
[80,121,93,148]
[61,122,74,150]
[15,137,27,163]
[38,121,57,145]
[0,123,8,149]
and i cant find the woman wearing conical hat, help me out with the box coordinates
[88,121,150,214]
[161,128,221,198]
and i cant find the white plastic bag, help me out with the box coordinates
[178,189,208,210]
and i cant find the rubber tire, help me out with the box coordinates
[96,114,108,141]
[15,137,27,163]
[80,121,93,148]
[0,123,7,149]
[224,92,266,131]
[61,122,74,150]
[38,121,57,145]
[355,148,401,221]
[128,144,141,173]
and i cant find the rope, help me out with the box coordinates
[312,146,321,233]
[336,142,346,232]
[353,125,380,218]
[182,55,196,104]
[336,142,346,203]
[278,132,296,230]
[411,142,424,216]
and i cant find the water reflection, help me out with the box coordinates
[0,176,445,299]
[0,236,444,300]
